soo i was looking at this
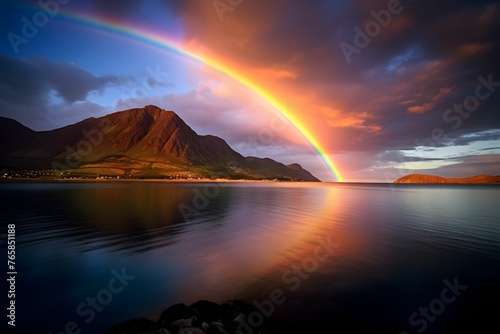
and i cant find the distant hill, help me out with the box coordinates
[393,174,500,184]
[0,105,319,181]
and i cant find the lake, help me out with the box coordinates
[1,182,499,333]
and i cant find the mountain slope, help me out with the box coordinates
[245,157,319,181]
[0,117,36,156]
[0,105,319,181]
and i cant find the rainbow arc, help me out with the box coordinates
[51,9,343,181]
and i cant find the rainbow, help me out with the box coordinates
[39,8,343,181]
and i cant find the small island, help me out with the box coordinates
[393,174,500,184]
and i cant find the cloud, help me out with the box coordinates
[0,54,125,129]
[34,59,124,103]
[319,106,381,133]
[407,87,453,114]
[91,0,142,19]
[90,0,184,24]
[450,129,500,146]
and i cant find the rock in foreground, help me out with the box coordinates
[105,300,278,334]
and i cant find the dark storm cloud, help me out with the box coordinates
[0,54,125,128]
[334,0,500,73]
[90,0,183,20]
[449,130,500,147]
[91,0,142,18]
[327,0,500,151]
[334,1,500,152]
[0,54,49,127]
[33,59,124,103]
[0,55,123,104]
[160,0,500,158]
[167,1,499,76]
[0,54,47,105]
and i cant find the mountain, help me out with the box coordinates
[0,117,36,156]
[393,174,500,184]
[0,105,319,181]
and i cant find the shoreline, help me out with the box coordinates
[2,178,500,185]
[0,177,313,183]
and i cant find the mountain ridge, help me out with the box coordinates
[0,105,319,181]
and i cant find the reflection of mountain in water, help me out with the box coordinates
[7,184,233,254]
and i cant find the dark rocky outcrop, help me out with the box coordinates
[105,300,278,334]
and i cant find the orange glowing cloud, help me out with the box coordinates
[317,106,381,133]
[453,43,491,61]
[176,2,351,140]
[407,87,452,114]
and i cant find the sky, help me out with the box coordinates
[0,0,499,182]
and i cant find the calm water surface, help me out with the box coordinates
[1,182,499,333]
